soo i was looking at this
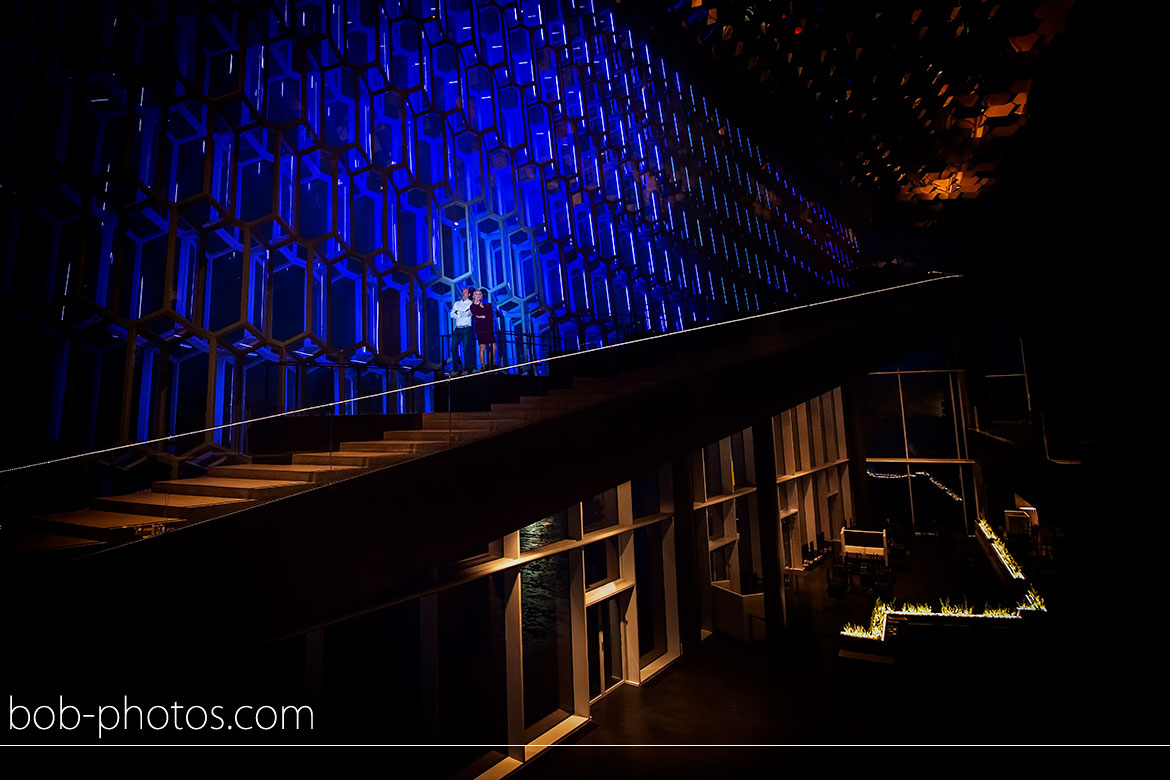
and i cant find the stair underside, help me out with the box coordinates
[93,492,254,520]
[30,510,188,540]
[10,375,606,557]
[152,477,308,499]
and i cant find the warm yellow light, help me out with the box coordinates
[842,598,893,640]
[841,595,1029,642]
[843,519,1047,641]
[1019,584,1046,613]
[978,517,1025,579]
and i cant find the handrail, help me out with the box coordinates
[0,276,959,476]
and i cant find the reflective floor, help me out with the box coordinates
[519,534,1139,773]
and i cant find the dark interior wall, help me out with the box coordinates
[952,7,1137,464]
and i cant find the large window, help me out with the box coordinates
[635,523,669,668]
[630,469,661,519]
[583,488,618,533]
[901,372,960,459]
[584,538,619,590]
[861,373,906,458]
[859,346,978,537]
[436,574,508,777]
[323,599,423,742]
[520,553,573,736]
[520,509,568,553]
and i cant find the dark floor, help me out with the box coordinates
[514,535,1154,774]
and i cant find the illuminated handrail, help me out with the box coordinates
[0,275,961,476]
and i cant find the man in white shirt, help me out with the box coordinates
[449,286,475,375]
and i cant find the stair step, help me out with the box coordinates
[292,451,415,467]
[420,417,525,430]
[379,430,483,442]
[207,463,363,483]
[152,477,309,500]
[570,380,657,393]
[93,492,255,520]
[1,528,105,555]
[27,510,188,541]
[424,411,526,421]
[340,440,448,453]
[517,394,597,408]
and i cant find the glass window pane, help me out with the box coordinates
[323,599,422,742]
[631,470,660,519]
[860,373,906,458]
[711,546,730,582]
[868,465,913,542]
[704,442,723,497]
[730,430,748,488]
[583,489,618,533]
[901,373,958,459]
[521,554,573,733]
[584,538,616,589]
[910,464,965,537]
[436,574,507,775]
[520,510,567,553]
[635,524,668,667]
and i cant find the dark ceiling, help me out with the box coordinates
[621,0,1099,274]
[622,0,1135,454]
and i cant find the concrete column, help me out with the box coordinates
[841,377,872,529]
[751,416,787,634]
[671,456,704,653]
[502,569,524,760]
[568,549,590,717]
[419,594,439,741]
[305,628,324,715]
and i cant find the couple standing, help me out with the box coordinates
[450,287,497,376]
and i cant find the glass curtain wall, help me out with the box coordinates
[860,344,980,540]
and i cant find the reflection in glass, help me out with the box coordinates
[583,489,618,533]
[630,470,660,519]
[323,599,422,742]
[901,372,958,459]
[584,538,617,589]
[635,524,667,667]
[436,574,507,776]
[711,545,732,582]
[521,553,573,733]
[730,430,748,488]
[868,465,913,542]
[910,464,965,536]
[704,441,723,497]
[860,373,906,458]
[519,510,567,553]
[586,598,623,701]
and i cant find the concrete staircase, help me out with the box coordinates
[11,407,545,557]
[8,349,680,566]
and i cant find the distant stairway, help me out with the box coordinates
[5,368,657,565]
[2,276,969,684]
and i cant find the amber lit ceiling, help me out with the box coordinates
[626,0,1073,235]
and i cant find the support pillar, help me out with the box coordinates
[841,376,873,529]
[671,456,704,653]
[751,416,787,636]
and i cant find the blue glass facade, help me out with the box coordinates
[1,0,857,456]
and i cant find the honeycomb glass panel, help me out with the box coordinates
[2,0,859,468]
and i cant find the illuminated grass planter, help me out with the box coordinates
[978,517,1025,580]
[841,517,1047,642]
[841,590,1046,642]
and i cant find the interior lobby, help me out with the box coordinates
[0,0,1150,767]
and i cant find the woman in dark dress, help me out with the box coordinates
[470,288,497,370]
